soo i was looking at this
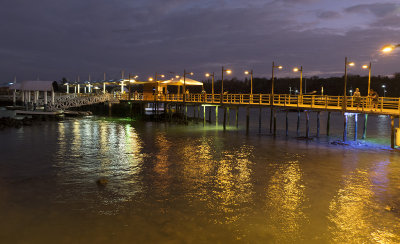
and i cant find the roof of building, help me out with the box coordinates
[10,80,54,91]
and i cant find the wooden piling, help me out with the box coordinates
[203,105,206,126]
[343,113,348,142]
[354,114,358,141]
[362,114,368,139]
[246,107,250,134]
[270,108,273,133]
[286,110,288,136]
[209,107,212,123]
[391,116,395,149]
[305,111,310,138]
[297,111,300,137]
[235,107,239,128]
[327,112,331,136]
[259,107,262,133]
[223,107,227,130]
[273,109,277,135]
[317,111,320,137]
[198,105,201,122]
[227,107,230,126]
[215,106,218,126]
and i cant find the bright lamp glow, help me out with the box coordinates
[148,77,153,81]
[362,65,369,69]
[293,68,299,72]
[382,45,395,53]
[348,62,355,66]
[175,75,180,78]
[205,73,210,77]
[160,75,165,78]
[226,69,232,74]
[278,66,283,69]
[244,71,249,75]
[189,72,194,75]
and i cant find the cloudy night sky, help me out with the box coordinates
[0,0,399,82]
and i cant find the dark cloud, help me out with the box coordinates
[316,11,341,19]
[345,3,400,17]
[0,0,399,82]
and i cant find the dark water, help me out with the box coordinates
[1,108,400,243]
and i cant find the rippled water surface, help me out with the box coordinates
[1,112,400,243]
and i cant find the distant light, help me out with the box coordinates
[362,65,369,69]
[278,66,283,69]
[382,84,386,88]
[244,71,249,75]
[293,67,299,72]
[9,82,14,85]
[175,75,180,78]
[226,69,232,74]
[94,87,100,89]
[205,73,210,77]
[348,62,355,66]
[148,77,154,81]
[160,74,165,78]
[189,72,194,75]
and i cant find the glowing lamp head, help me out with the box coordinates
[175,75,180,78]
[348,62,355,67]
[226,69,232,74]
[382,45,395,53]
[293,67,299,72]
[205,73,210,77]
[278,66,283,69]
[189,72,194,75]
[148,77,154,81]
[382,84,386,88]
[362,65,369,69]
[244,71,249,75]
[160,75,165,78]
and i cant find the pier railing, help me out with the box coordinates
[118,93,400,115]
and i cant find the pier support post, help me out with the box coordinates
[203,105,206,126]
[297,111,300,137]
[246,107,250,134]
[227,107,230,126]
[327,112,331,136]
[208,107,212,123]
[273,109,277,136]
[391,116,395,149]
[215,106,218,126]
[198,106,201,122]
[21,91,25,105]
[13,90,16,106]
[259,107,262,133]
[270,108,273,133]
[343,113,348,142]
[354,114,358,141]
[44,91,47,107]
[362,114,368,139]
[286,110,288,136]
[223,107,227,130]
[235,107,239,128]
[305,111,310,138]
[51,90,55,105]
[193,105,196,120]
[185,105,187,122]
[317,111,320,137]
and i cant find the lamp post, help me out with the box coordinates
[183,70,193,102]
[205,72,215,100]
[382,84,386,97]
[128,74,138,100]
[221,66,232,100]
[293,66,303,96]
[244,70,253,95]
[271,61,283,99]
[362,62,372,95]
[343,57,355,110]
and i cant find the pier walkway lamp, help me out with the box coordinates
[293,66,303,102]
[244,70,254,95]
[382,84,386,97]
[343,57,355,110]
[221,67,232,103]
[183,70,194,102]
[205,72,215,99]
[128,74,139,100]
[362,62,372,95]
[381,44,400,53]
[271,62,283,104]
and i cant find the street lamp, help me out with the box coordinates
[244,70,253,95]
[382,84,386,97]
[343,57,354,110]
[381,44,400,53]
[205,72,215,97]
[271,61,283,97]
[293,66,303,96]
[362,62,372,95]
[183,70,193,102]
[221,66,232,102]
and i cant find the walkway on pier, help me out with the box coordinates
[122,93,400,116]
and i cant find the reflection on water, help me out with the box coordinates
[1,116,400,243]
